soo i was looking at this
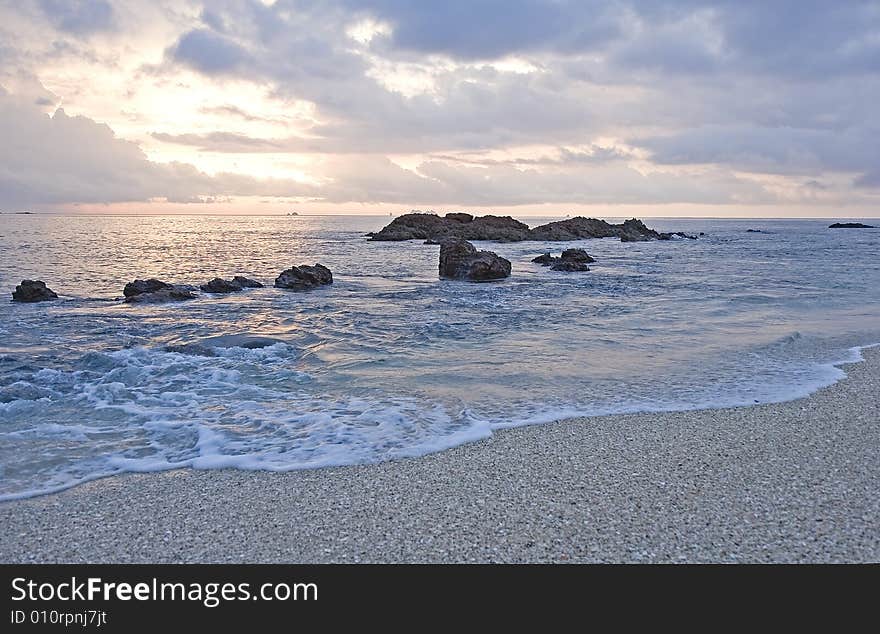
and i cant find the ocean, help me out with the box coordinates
[1,214,878,500]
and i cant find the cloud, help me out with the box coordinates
[0,84,310,208]
[169,28,253,74]
[38,0,114,35]
[1,1,879,210]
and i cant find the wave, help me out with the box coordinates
[1,338,877,502]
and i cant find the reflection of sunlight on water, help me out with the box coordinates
[1,215,879,498]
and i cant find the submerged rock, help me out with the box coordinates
[123,278,195,303]
[829,222,875,229]
[200,276,263,294]
[12,280,58,302]
[439,239,511,282]
[274,264,333,291]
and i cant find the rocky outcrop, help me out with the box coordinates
[439,239,511,282]
[532,248,594,272]
[371,212,531,242]
[274,264,333,291]
[123,279,196,303]
[370,212,686,243]
[12,280,58,302]
[200,276,264,293]
[829,222,875,229]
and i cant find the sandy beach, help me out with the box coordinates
[1,347,877,564]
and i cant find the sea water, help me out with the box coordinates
[1,214,878,499]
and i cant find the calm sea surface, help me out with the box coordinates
[1,214,878,499]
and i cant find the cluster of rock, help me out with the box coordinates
[829,222,875,229]
[12,280,58,302]
[274,264,333,291]
[439,239,512,281]
[369,212,697,243]
[532,248,595,272]
[10,266,337,304]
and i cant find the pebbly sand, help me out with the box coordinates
[1,348,878,563]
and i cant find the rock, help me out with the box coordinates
[746,229,768,233]
[201,278,242,293]
[439,239,511,282]
[550,260,591,272]
[371,212,694,243]
[12,280,58,302]
[533,248,595,270]
[370,212,531,242]
[199,276,263,293]
[123,278,172,297]
[123,278,195,302]
[274,264,333,291]
[231,276,263,288]
[560,248,595,263]
[829,222,875,228]
[126,287,196,303]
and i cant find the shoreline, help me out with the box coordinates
[1,347,878,563]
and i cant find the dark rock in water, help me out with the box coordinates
[201,277,242,293]
[439,239,511,282]
[550,260,591,272]
[12,280,58,302]
[274,264,333,291]
[533,248,595,271]
[232,276,263,288]
[829,222,875,229]
[560,248,595,263]
[164,343,217,357]
[746,229,768,233]
[126,287,196,303]
[199,276,262,293]
[199,334,285,349]
[123,278,173,297]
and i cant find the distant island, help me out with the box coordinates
[829,222,875,229]
[367,211,698,243]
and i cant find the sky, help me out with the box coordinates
[0,0,879,217]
